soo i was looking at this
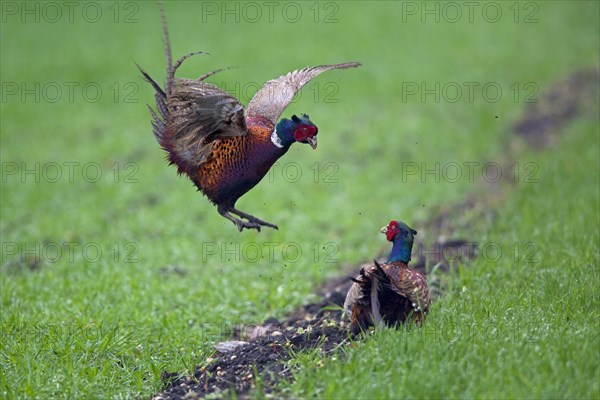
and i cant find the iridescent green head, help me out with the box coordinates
[273,114,318,149]
[381,220,417,263]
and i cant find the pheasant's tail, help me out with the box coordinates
[159,3,214,93]
[373,259,385,276]
[372,259,393,289]
[137,64,166,143]
[136,0,172,146]
[159,0,174,97]
[140,1,244,165]
[139,2,206,147]
[349,263,389,300]
[344,267,372,316]
[350,264,390,334]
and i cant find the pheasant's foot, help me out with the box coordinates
[218,206,277,232]
[220,211,262,232]
[234,220,262,232]
[413,311,425,326]
[230,208,279,230]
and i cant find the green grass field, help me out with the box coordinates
[1,1,599,398]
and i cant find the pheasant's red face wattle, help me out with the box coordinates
[293,124,318,149]
[385,220,399,241]
[294,124,318,141]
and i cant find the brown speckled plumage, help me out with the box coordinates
[195,119,282,207]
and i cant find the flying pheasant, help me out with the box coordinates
[138,6,360,231]
[344,220,430,335]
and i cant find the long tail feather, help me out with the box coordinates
[172,51,209,75]
[137,64,165,98]
[159,0,174,97]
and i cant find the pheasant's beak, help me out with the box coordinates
[307,137,318,149]
[380,226,388,234]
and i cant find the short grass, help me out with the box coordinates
[1,1,599,398]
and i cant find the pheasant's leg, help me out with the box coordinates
[218,205,262,232]
[230,208,278,230]
[413,311,424,326]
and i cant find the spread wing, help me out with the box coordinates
[246,62,361,124]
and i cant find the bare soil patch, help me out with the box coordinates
[153,234,476,399]
[513,67,599,148]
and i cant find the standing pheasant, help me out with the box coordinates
[138,6,360,231]
[344,220,430,335]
